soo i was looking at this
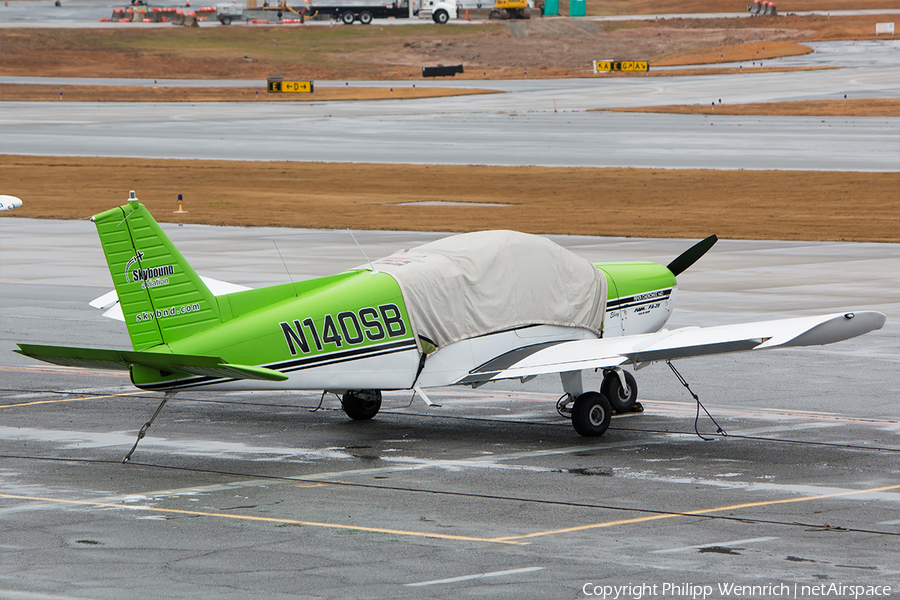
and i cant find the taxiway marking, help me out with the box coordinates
[0,365,126,377]
[489,483,900,542]
[405,566,544,587]
[0,493,529,546]
[0,390,143,408]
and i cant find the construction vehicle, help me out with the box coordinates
[489,0,529,19]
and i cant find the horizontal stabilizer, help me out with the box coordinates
[15,344,288,382]
[456,311,886,385]
[90,276,253,322]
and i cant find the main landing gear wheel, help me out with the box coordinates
[601,370,637,414]
[571,392,612,437]
[341,390,382,420]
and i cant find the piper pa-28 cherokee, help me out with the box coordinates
[16,193,886,449]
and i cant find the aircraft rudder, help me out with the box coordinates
[92,193,221,350]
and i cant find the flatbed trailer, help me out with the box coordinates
[219,0,456,24]
[309,1,409,23]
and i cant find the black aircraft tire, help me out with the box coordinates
[571,392,612,437]
[341,390,382,420]
[359,10,372,23]
[341,11,355,23]
[601,370,638,414]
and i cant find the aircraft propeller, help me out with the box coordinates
[666,234,718,277]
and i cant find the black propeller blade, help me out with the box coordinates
[666,234,718,276]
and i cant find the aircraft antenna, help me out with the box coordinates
[272,240,299,297]
[347,228,379,274]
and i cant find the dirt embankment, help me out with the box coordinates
[1,13,895,81]
[2,156,898,243]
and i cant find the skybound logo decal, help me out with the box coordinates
[124,251,175,289]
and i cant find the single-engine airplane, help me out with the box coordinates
[16,193,886,447]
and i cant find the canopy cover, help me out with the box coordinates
[367,231,607,349]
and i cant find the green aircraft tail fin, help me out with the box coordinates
[15,343,288,382]
[92,194,221,351]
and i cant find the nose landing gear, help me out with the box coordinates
[601,368,638,414]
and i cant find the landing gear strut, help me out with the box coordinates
[341,390,382,420]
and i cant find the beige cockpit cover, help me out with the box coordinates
[368,231,606,349]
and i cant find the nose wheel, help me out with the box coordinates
[601,369,638,414]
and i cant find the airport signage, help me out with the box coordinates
[875,22,894,35]
[267,80,314,93]
[593,60,649,73]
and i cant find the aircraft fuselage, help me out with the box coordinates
[132,261,676,392]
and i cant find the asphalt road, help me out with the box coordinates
[1,218,898,599]
[2,39,899,170]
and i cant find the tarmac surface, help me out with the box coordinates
[1,218,898,599]
[2,39,899,170]
[1,25,899,599]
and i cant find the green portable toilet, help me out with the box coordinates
[569,0,585,16]
[543,0,558,15]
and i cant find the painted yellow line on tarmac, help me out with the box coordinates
[0,493,528,545]
[490,483,900,542]
[0,390,144,408]
[0,365,127,378]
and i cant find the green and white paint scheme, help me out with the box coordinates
[16,194,886,441]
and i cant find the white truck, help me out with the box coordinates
[217,0,457,24]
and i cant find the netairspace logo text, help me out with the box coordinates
[582,582,893,599]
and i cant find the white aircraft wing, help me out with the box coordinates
[90,277,252,321]
[459,311,886,384]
